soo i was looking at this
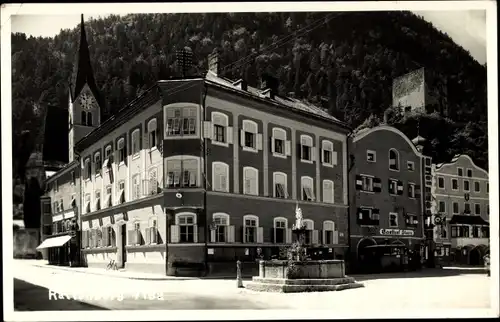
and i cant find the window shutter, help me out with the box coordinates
[311,146,316,161]
[241,226,246,243]
[227,126,233,144]
[333,231,339,244]
[193,225,198,243]
[170,225,180,243]
[285,140,291,156]
[203,121,212,139]
[355,175,363,190]
[256,133,263,150]
[272,227,276,243]
[312,230,319,244]
[211,123,216,141]
[332,151,338,165]
[210,229,216,243]
[240,129,245,146]
[257,227,264,243]
[145,227,151,244]
[271,136,275,153]
[322,230,326,245]
[286,228,292,243]
[373,177,382,193]
[228,225,235,243]
[320,148,325,163]
[397,181,404,195]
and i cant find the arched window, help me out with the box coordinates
[273,217,288,244]
[212,162,230,192]
[212,213,230,242]
[147,118,157,149]
[241,119,259,150]
[117,138,126,163]
[272,128,287,156]
[273,172,288,198]
[389,149,400,171]
[243,166,259,195]
[81,111,87,126]
[322,180,334,203]
[301,176,315,201]
[300,135,314,162]
[87,112,93,126]
[243,214,260,243]
[323,221,337,245]
[131,129,141,155]
[212,112,229,145]
[303,219,314,245]
[94,152,102,176]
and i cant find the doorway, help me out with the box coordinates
[469,247,481,266]
[121,224,127,268]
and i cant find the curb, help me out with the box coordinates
[31,264,198,281]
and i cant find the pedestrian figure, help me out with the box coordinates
[236,260,243,288]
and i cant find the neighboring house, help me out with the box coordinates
[348,125,432,273]
[432,154,489,266]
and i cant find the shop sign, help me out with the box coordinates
[379,228,415,236]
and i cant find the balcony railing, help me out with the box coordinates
[451,237,489,248]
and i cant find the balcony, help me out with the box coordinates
[451,237,489,248]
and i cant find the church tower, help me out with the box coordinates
[68,14,102,162]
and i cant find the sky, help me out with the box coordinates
[9,10,487,64]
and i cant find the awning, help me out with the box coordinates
[449,215,489,226]
[36,235,72,250]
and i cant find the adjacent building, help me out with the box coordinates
[431,154,489,266]
[348,125,431,273]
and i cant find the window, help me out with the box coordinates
[243,167,258,195]
[474,181,480,192]
[300,135,313,162]
[464,180,470,192]
[452,202,459,214]
[301,176,315,201]
[242,120,258,150]
[105,185,112,207]
[464,203,471,214]
[451,179,458,190]
[472,226,480,238]
[150,219,158,244]
[303,220,314,245]
[178,214,196,242]
[85,194,91,213]
[94,152,102,176]
[451,226,458,238]
[148,167,158,195]
[166,158,198,188]
[147,119,157,149]
[212,162,229,192]
[407,161,415,171]
[389,213,398,227]
[323,221,336,245]
[405,183,415,198]
[59,199,64,211]
[273,172,288,198]
[94,191,101,210]
[84,158,91,180]
[166,106,197,136]
[118,181,125,204]
[367,150,376,162]
[322,180,334,203]
[466,169,472,177]
[212,112,228,144]
[81,111,93,126]
[389,149,399,171]
[274,218,287,244]
[439,201,446,213]
[406,214,418,226]
[243,215,259,243]
[457,168,463,176]
[321,140,336,166]
[481,226,489,238]
[133,222,142,245]
[272,128,286,156]
[389,179,398,195]
[438,177,445,189]
[131,129,141,156]
[105,145,112,159]
[213,213,229,243]
[475,204,481,215]
[132,174,141,200]
[117,138,126,163]
[362,176,373,192]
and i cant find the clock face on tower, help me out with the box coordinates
[79,92,95,110]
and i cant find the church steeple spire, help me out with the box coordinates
[70,14,101,106]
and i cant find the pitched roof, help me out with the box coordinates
[449,215,489,226]
[70,14,102,107]
[205,71,347,127]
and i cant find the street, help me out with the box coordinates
[12,261,491,311]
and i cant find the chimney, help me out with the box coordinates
[208,50,220,76]
[260,73,279,99]
[232,79,247,91]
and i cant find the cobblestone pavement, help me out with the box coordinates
[12,260,491,312]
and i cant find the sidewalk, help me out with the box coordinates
[15,259,198,281]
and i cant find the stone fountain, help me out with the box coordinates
[245,204,364,293]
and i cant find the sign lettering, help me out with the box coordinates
[379,228,415,236]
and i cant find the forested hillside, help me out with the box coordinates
[11,11,489,179]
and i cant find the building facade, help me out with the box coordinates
[348,125,430,273]
[431,154,489,266]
